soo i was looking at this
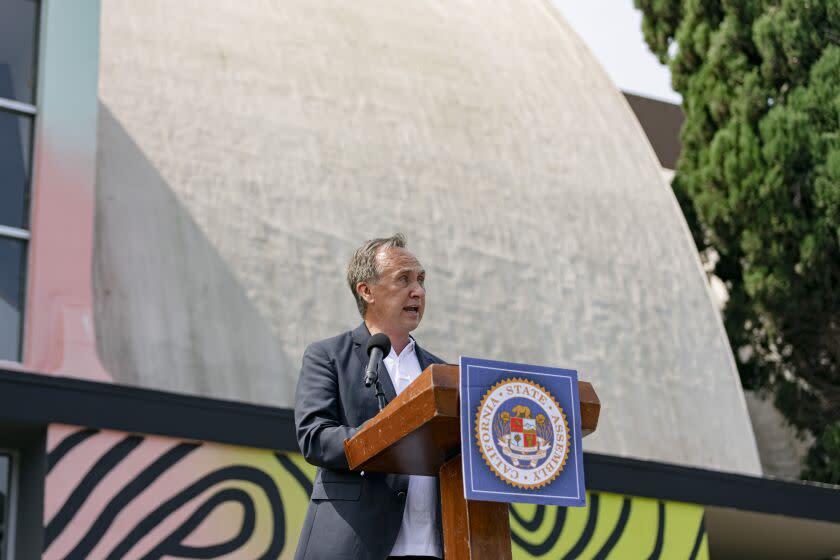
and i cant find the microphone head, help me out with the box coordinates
[366,333,392,357]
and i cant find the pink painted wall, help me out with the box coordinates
[9,0,110,381]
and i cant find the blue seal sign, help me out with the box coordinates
[476,378,570,489]
[460,357,586,507]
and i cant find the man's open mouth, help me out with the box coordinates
[403,306,420,313]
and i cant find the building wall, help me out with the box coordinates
[11,0,107,380]
[93,0,760,474]
[44,424,708,559]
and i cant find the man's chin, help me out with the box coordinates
[402,317,422,331]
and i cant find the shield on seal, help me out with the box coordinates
[510,416,537,450]
[522,418,537,448]
[510,417,524,447]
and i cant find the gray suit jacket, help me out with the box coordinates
[294,323,445,560]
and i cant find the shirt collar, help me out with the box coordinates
[386,336,416,360]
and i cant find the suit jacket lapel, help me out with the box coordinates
[351,323,397,403]
[377,359,397,402]
[416,346,429,371]
[415,343,439,370]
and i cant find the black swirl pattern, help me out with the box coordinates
[46,430,286,559]
[106,467,283,559]
[141,488,256,559]
[510,504,568,556]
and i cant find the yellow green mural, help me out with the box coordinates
[45,425,707,559]
[510,493,707,559]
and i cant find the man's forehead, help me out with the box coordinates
[377,247,423,271]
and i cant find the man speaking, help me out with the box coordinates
[294,234,444,560]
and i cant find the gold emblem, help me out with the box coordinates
[474,378,570,489]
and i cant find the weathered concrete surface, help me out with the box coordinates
[95,0,761,473]
[744,391,812,479]
[94,104,293,402]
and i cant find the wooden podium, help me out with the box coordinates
[344,364,600,559]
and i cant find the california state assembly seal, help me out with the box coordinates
[475,377,570,489]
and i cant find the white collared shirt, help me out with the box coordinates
[382,338,442,558]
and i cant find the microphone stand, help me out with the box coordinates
[372,375,387,411]
[364,359,389,411]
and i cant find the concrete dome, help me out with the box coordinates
[95,0,761,474]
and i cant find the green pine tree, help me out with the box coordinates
[635,0,840,483]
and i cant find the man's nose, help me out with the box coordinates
[411,282,425,297]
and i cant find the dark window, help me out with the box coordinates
[0,0,38,363]
[0,112,32,230]
[0,453,9,560]
[0,0,39,104]
[0,239,25,362]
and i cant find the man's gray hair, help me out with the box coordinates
[347,233,407,317]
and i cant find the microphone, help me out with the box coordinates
[364,333,391,388]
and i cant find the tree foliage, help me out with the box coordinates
[635,0,840,482]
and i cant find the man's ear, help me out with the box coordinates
[356,281,374,305]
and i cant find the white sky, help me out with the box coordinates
[552,0,681,104]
